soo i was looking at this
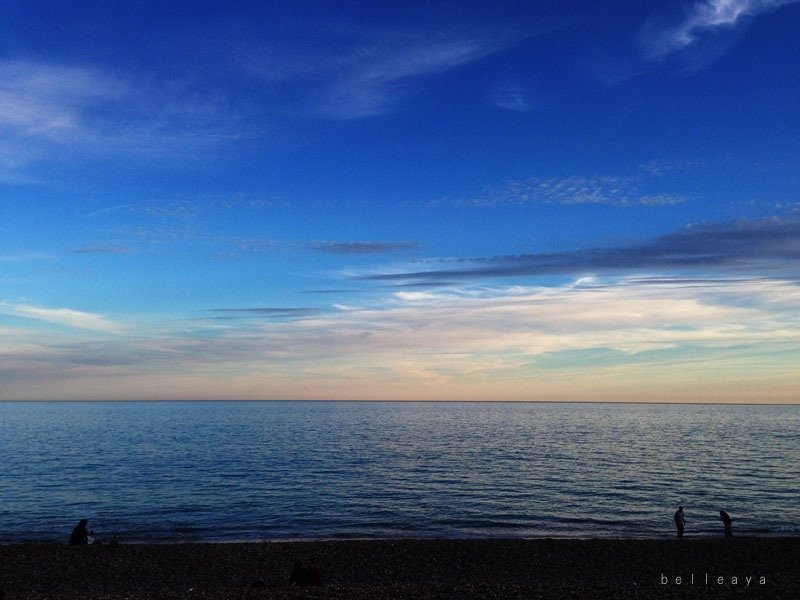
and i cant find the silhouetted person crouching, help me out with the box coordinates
[69,519,93,545]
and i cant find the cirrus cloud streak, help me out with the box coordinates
[643,0,799,58]
[0,302,124,333]
[357,218,800,285]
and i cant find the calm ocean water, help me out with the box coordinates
[1,401,798,543]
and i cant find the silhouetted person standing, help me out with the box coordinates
[69,519,92,545]
[674,506,685,538]
[720,510,733,538]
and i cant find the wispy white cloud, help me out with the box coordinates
[0,60,241,180]
[431,175,686,207]
[492,85,535,112]
[85,197,276,220]
[202,276,800,364]
[207,307,319,320]
[0,302,124,333]
[312,33,507,119]
[71,222,420,260]
[643,0,799,59]
[241,22,531,120]
[0,62,120,181]
[0,252,54,262]
[307,241,420,255]
[638,158,702,176]
[70,246,136,255]
[0,61,126,136]
[85,204,137,218]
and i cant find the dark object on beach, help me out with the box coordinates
[307,557,323,586]
[289,558,323,586]
[720,510,733,537]
[69,519,92,545]
[673,506,685,539]
[289,560,309,585]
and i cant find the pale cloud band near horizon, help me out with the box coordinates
[1,276,798,402]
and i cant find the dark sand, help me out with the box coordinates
[1,537,798,599]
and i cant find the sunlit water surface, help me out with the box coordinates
[1,401,797,542]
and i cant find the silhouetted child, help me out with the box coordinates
[720,510,733,538]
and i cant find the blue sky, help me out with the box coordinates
[1,0,799,401]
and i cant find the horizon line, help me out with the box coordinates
[1,399,797,406]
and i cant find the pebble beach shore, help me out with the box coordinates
[1,537,798,599]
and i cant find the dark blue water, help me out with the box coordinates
[1,401,798,543]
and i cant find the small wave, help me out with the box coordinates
[744,524,800,535]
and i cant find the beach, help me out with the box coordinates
[1,537,797,599]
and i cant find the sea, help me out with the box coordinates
[1,401,798,543]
